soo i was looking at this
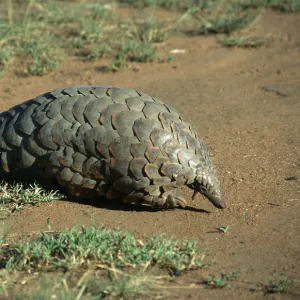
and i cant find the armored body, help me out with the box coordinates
[0,86,225,209]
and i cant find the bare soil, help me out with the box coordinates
[1,9,300,299]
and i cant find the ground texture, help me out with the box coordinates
[1,6,300,300]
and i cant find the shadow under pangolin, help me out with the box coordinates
[0,168,211,214]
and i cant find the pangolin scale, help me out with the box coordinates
[0,86,225,209]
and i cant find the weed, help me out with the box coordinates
[203,270,241,288]
[218,224,232,233]
[87,44,111,60]
[220,35,271,48]
[79,20,104,44]
[1,0,298,76]
[101,267,163,299]
[7,269,163,300]
[0,181,65,218]
[241,0,300,12]
[185,1,265,34]
[108,55,128,71]
[0,46,15,76]
[264,276,290,294]
[118,0,226,11]
[133,17,170,43]
[1,224,210,273]
[125,40,158,62]
[21,37,62,75]
[269,0,300,12]
[0,221,214,298]
[285,176,297,181]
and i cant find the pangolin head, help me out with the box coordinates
[191,167,225,209]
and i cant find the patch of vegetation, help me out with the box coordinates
[0,0,298,76]
[118,0,200,10]
[100,16,171,71]
[285,176,297,181]
[3,269,164,300]
[0,1,170,76]
[203,270,241,288]
[218,224,232,233]
[120,0,300,13]
[179,0,266,35]
[269,0,300,12]
[241,0,300,12]
[264,276,290,294]
[0,181,65,219]
[0,1,64,76]
[0,223,213,298]
[220,35,271,47]
[20,37,62,75]
[1,223,211,273]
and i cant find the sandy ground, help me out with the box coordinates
[1,9,300,299]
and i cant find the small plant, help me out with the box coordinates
[126,40,158,62]
[239,0,300,12]
[0,181,65,218]
[203,270,241,288]
[2,223,211,273]
[218,224,232,233]
[179,0,267,35]
[88,44,111,60]
[264,276,290,294]
[7,268,164,299]
[133,17,170,43]
[108,54,128,71]
[269,0,300,12]
[0,46,15,76]
[220,35,271,48]
[285,176,297,181]
[21,37,62,76]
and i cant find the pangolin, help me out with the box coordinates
[0,86,225,209]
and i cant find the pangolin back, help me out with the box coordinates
[0,86,225,209]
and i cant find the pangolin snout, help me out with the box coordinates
[202,191,226,209]
[192,178,226,209]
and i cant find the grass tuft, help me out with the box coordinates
[4,269,165,299]
[2,224,211,273]
[218,224,232,233]
[220,35,271,48]
[180,0,266,35]
[0,223,212,298]
[20,37,62,75]
[264,276,290,294]
[203,270,241,288]
[0,0,285,76]
[241,0,300,12]
[0,181,65,219]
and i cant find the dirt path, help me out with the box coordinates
[1,9,300,299]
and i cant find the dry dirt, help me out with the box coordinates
[1,9,300,300]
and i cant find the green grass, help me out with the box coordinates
[203,270,241,288]
[178,0,266,35]
[1,0,297,76]
[0,181,65,219]
[220,35,271,48]
[240,0,300,12]
[0,0,170,76]
[0,223,212,298]
[2,223,210,272]
[3,269,165,299]
[264,276,290,294]
[0,0,298,76]
[119,0,300,12]
[218,224,232,233]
